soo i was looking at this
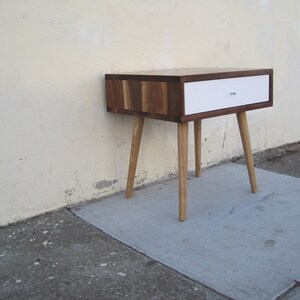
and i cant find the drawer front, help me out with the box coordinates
[184,75,270,115]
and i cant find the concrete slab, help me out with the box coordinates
[73,163,300,300]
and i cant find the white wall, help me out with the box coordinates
[1,0,299,226]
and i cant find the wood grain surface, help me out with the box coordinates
[106,79,181,120]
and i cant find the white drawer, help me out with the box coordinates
[184,75,270,115]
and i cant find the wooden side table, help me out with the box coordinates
[105,68,273,221]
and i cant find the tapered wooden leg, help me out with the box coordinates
[126,117,144,199]
[236,112,257,193]
[194,120,201,177]
[178,122,188,221]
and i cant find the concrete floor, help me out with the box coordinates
[1,142,299,300]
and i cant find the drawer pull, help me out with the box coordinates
[229,92,237,96]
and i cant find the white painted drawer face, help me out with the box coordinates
[184,75,270,115]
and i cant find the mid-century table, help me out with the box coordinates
[105,68,273,221]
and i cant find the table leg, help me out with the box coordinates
[126,116,144,199]
[178,122,188,221]
[194,120,201,177]
[236,112,257,193]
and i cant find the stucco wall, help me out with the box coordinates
[0,0,299,226]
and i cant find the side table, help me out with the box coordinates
[105,68,273,221]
